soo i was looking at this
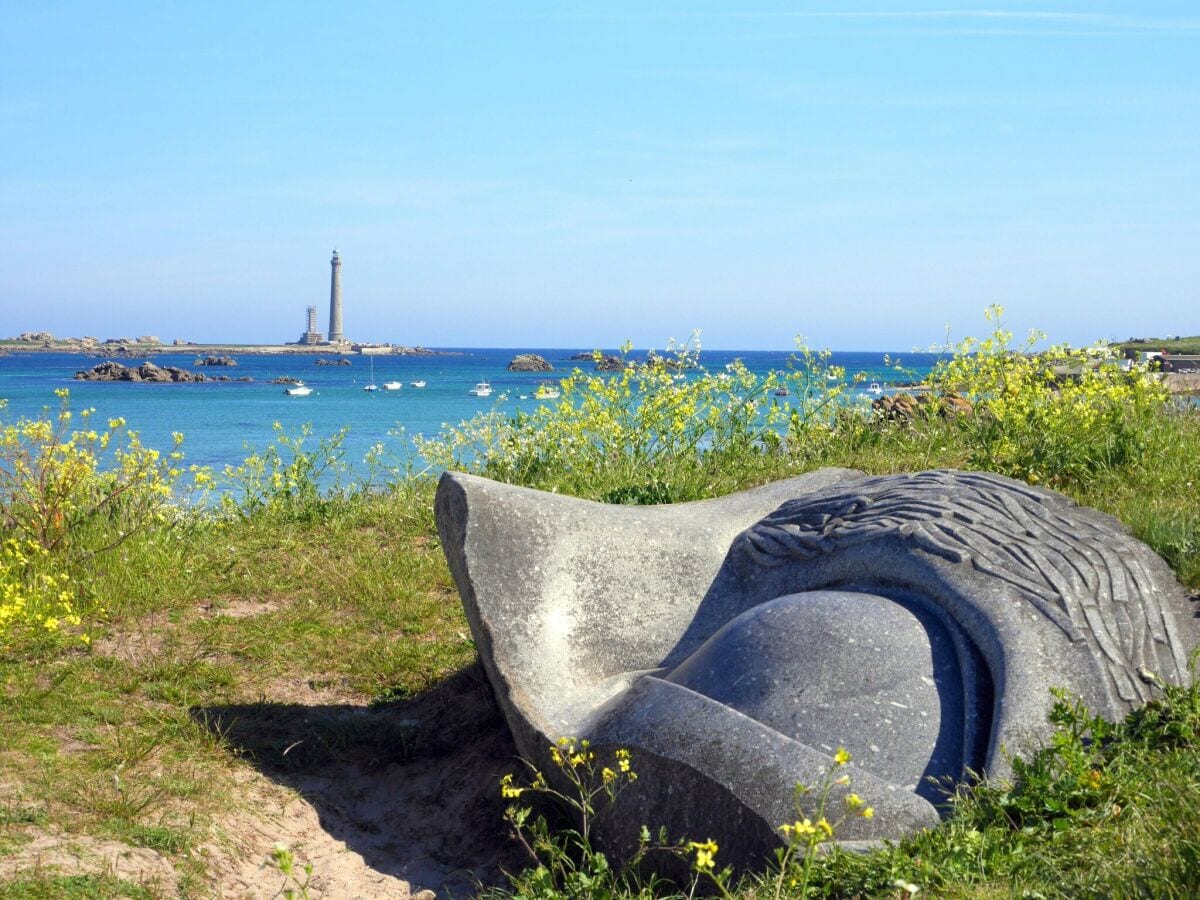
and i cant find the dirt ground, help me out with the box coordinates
[1,665,526,898]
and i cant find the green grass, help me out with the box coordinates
[1117,335,1200,354]
[1,339,1199,897]
[0,875,155,899]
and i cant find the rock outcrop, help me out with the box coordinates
[195,355,238,367]
[315,358,352,366]
[872,392,973,425]
[507,354,554,372]
[74,362,206,383]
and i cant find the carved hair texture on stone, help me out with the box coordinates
[742,470,1190,707]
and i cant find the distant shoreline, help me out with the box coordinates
[0,341,454,357]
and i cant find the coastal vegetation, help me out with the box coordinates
[1116,335,1200,355]
[1,311,1198,896]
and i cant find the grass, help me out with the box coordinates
[1117,335,1200,355]
[1,325,1198,896]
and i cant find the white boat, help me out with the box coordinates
[534,384,561,400]
[468,380,493,397]
[866,382,883,395]
[363,357,378,392]
[284,383,312,396]
[382,381,403,391]
[409,380,427,388]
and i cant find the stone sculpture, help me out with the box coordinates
[436,469,1199,865]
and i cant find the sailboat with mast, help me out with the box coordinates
[363,355,378,392]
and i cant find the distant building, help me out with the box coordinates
[297,305,324,345]
[291,251,351,346]
[328,249,346,344]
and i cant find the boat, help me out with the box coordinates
[534,384,561,400]
[469,380,493,397]
[363,357,379,392]
[409,380,427,388]
[867,382,883,395]
[284,383,313,396]
[773,386,790,397]
[382,381,403,391]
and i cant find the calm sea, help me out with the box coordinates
[0,348,942,478]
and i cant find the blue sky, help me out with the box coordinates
[2,2,1197,350]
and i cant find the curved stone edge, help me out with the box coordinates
[434,468,866,761]
[580,676,942,868]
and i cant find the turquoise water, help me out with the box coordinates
[0,348,941,477]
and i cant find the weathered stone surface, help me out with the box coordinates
[194,355,237,366]
[507,353,554,372]
[315,357,352,366]
[436,469,1200,867]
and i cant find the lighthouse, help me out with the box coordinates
[327,249,345,344]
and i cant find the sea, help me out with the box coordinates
[0,348,943,481]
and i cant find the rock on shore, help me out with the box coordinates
[194,355,238,367]
[507,354,554,372]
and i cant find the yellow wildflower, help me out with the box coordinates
[688,839,718,872]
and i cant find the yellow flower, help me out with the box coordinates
[499,773,525,799]
[782,818,817,837]
[845,792,863,809]
[834,747,851,766]
[601,767,616,784]
[688,839,718,872]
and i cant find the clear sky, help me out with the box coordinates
[2,2,1197,350]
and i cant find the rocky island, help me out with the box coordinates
[506,353,554,372]
[74,361,252,383]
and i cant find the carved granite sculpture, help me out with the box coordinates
[436,469,1199,865]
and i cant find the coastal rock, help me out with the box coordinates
[272,376,302,385]
[16,331,55,343]
[506,353,554,373]
[74,361,205,383]
[569,351,596,360]
[195,355,238,367]
[594,354,627,371]
[137,335,161,345]
[315,358,352,366]
[236,376,254,382]
[437,469,1200,868]
[172,338,193,346]
[872,392,973,425]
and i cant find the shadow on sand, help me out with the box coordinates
[192,664,525,896]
